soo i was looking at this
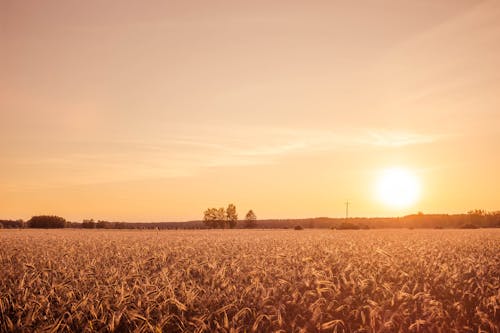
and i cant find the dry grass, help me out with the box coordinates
[0,229,499,332]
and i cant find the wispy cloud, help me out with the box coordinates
[361,129,439,147]
[3,125,441,190]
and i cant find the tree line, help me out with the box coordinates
[1,210,499,230]
[0,216,135,229]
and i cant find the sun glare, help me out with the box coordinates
[376,168,420,208]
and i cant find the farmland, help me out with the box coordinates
[1,229,499,332]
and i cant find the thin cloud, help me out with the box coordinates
[362,130,439,147]
[4,126,442,190]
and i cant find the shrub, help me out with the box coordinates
[460,223,479,229]
[337,222,360,230]
[294,225,303,230]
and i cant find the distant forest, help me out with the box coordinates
[1,210,500,230]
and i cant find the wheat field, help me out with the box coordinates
[0,229,499,332]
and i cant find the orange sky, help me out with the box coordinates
[1,0,499,222]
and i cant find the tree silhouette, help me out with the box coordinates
[203,204,238,229]
[467,209,486,227]
[226,204,238,229]
[203,207,227,228]
[28,215,66,228]
[215,208,226,228]
[245,210,257,228]
[203,208,217,228]
[96,220,111,229]
[82,219,96,229]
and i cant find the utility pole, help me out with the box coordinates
[345,200,350,219]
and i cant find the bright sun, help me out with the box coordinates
[376,168,421,208]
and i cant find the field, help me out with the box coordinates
[1,229,499,332]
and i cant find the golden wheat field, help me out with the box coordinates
[0,229,499,333]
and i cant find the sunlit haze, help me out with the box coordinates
[1,1,500,221]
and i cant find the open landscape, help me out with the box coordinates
[3,1,500,332]
[1,228,499,332]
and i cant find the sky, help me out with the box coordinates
[1,0,500,222]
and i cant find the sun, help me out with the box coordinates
[375,168,421,208]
